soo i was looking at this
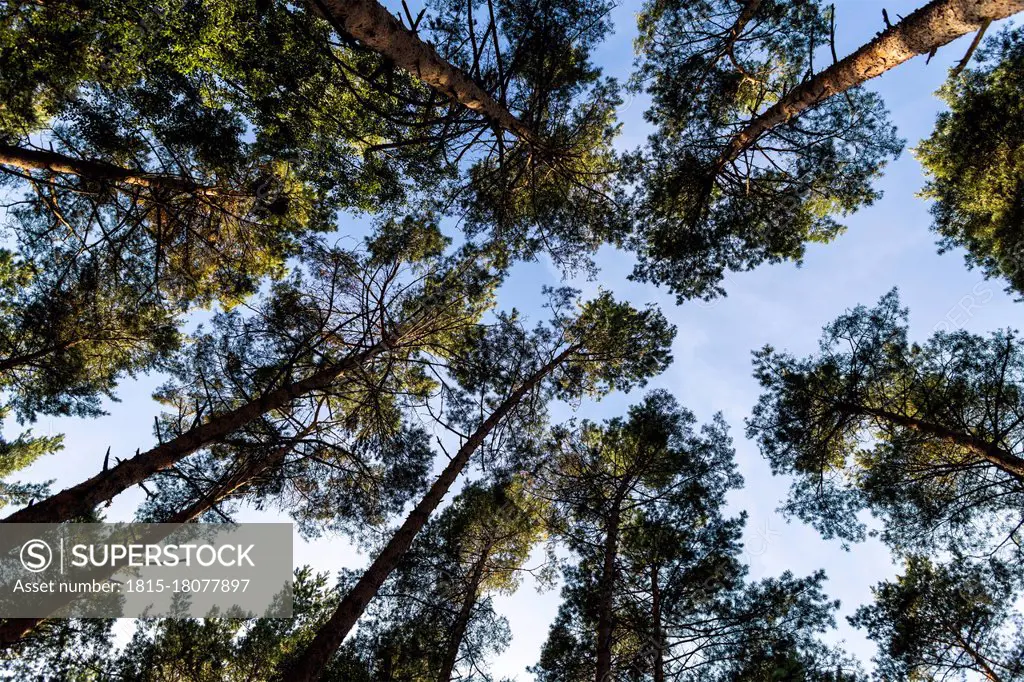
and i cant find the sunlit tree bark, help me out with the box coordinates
[718,0,1024,167]
[308,0,539,144]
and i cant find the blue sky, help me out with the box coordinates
[9,0,1024,678]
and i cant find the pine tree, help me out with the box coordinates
[852,556,1024,682]
[532,390,860,682]
[4,568,374,681]
[353,478,548,681]
[0,221,496,527]
[749,289,1024,560]
[284,289,674,681]
[917,26,1024,296]
[627,0,903,301]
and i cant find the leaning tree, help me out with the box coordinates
[749,289,1024,562]
[347,477,549,681]
[626,0,1023,301]
[282,288,675,681]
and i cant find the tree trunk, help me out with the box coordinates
[0,433,306,646]
[0,339,393,529]
[650,563,664,682]
[436,540,493,682]
[0,338,87,374]
[724,0,763,53]
[716,0,1024,168]
[0,143,224,196]
[955,632,1005,682]
[595,505,620,682]
[283,346,576,682]
[307,0,539,144]
[837,401,1024,481]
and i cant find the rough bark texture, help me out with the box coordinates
[0,437,306,646]
[717,0,1024,166]
[283,346,576,682]
[0,143,222,195]
[308,0,539,144]
[0,340,392,528]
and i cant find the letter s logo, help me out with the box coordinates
[20,539,52,573]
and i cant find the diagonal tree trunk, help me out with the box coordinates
[307,0,539,144]
[0,432,310,646]
[716,0,1024,168]
[436,538,494,682]
[724,0,763,55]
[953,631,1006,682]
[0,338,87,374]
[836,401,1024,481]
[283,345,577,682]
[0,337,395,528]
[0,143,226,196]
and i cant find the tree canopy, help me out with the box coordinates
[918,26,1024,298]
[749,290,1024,562]
[3,0,1024,679]
[627,0,903,301]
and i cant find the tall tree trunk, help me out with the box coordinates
[0,433,308,645]
[716,0,1024,168]
[650,563,664,682]
[0,143,224,196]
[0,338,394,528]
[595,505,621,682]
[836,401,1024,481]
[436,539,493,682]
[307,0,539,144]
[283,345,577,682]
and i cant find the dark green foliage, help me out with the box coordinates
[0,427,59,510]
[0,617,115,681]
[0,0,134,137]
[852,556,1024,682]
[140,421,435,534]
[350,479,546,680]
[0,0,1008,677]
[0,0,461,450]
[0,250,179,420]
[266,286,675,681]
[442,286,675,458]
[0,0,465,314]
[0,247,178,504]
[139,227,496,533]
[532,391,857,681]
[424,0,624,270]
[627,0,902,301]
[917,27,1024,297]
[749,289,1024,560]
[712,572,865,682]
[532,390,742,681]
[554,287,676,397]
